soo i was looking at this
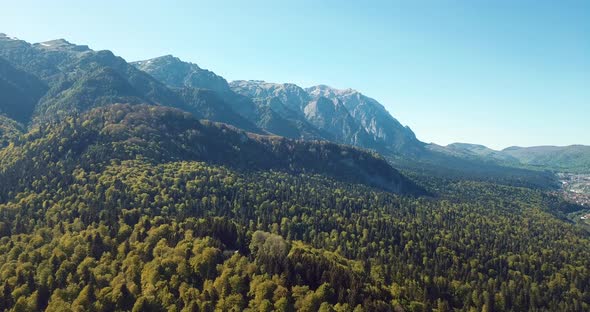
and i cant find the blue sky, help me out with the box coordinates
[1,0,588,149]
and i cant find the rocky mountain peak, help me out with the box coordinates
[306,85,358,98]
[134,54,192,68]
[132,55,229,93]
[0,33,20,41]
[34,39,90,52]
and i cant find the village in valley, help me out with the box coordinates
[556,173,590,223]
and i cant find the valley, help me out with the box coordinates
[558,172,590,207]
[557,173,590,226]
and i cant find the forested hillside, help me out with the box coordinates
[0,145,589,311]
[0,104,587,311]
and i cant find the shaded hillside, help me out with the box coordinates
[0,104,424,201]
[176,87,261,133]
[0,57,47,122]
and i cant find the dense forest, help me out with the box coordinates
[0,105,588,311]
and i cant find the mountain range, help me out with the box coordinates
[0,33,426,195]
[0,33,587,189]
[430,143,590,173]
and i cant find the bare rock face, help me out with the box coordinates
[133,55,231,93]
[306,85,420,152]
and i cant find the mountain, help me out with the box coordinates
[132,55,231,93]
[228,80,559,188]
[306,85,421,153]
[132,56,561,188]
[129,53,566,186]
[503,145,590,173]
[229,80,330,140]
[0,35,263,133]
[230,80,380,149]
[229,81,424,154]
[230,80,311,114]
[0,35,561,189]
[0,35,180,120]
[133,57,324,140]
[303,96,377,147]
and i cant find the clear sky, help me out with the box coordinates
[1,0,588,149]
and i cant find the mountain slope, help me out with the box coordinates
[230,80,311,114]
[132,56,264,131]
[0,36,263,132]
[0,35,179,119]
[230,80,379,148]
[0,107,587,311]
[133,56,324,140]
[176,87,261,133]
[304,96,377,147]
[0,57,48,122]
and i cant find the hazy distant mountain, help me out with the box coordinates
[503,145,590,173]
[431,142,590,173]
[428,142,519,163]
